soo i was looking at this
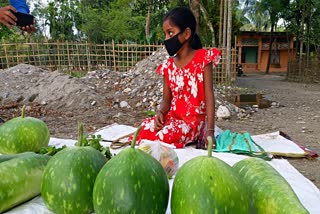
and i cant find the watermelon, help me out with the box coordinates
[233,157,309,213]
[170,136,249,214]
[0,105,50,154]
[93,126,169,214]
[0,151,35,163]
[0,152,50,213]
[41,122,107,214]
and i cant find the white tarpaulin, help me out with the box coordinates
[4,124,320,213]
[251,131,306,156]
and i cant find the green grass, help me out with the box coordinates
[63,70,88,78]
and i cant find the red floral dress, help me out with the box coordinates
[137,48,221,148]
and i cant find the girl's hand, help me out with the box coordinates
[0,6,17,28]
[155,110,165,131]
[204,130,216,149]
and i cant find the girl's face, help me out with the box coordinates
[162,18,192,56]
[162,19,181,41]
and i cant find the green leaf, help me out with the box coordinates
[144,110,156,117]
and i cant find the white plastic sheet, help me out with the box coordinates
[4,125,320,214]
[251,131,306,155]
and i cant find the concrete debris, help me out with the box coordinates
[216,105,231,119]
[120,101,129,108]
[0,48,269,121]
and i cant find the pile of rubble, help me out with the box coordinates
[0,48,269,121]
[84,48,168,111]
[0,64,103,110]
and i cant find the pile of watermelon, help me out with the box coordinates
[0,107,309,214]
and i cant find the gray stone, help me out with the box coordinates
[216,105,231,119]
[123,88,131,93]
[120,101,129,108]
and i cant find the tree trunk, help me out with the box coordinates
[299,3,306,78]
[190,0,200,33]
[226,0,232,83]
[222,0,227,48]
[218,0,223,48]
[284,21,292,80]
[199,2,215,46]
[266,23,274,74]
[145,0,153,40]
[306,0,311,67]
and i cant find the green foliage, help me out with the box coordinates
[1,0,318,58]
[39,145,67,156]
[78,0,145,43]
[144,110,156,117]
[80,133,113,160]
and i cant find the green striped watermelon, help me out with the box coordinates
[93,126,169,214]
[233,157,309,213]
[0,106,50,154]
[41,122,107,214]
[0,151,35,163]
[170,137,249,214]
[0,152,50,213]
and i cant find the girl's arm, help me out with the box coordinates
[203,62,216,147]
[155,77,172,130]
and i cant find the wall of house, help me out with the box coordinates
[258,50,294,72]
[237,32,295,73]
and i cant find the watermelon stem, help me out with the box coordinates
[76,121,85,147]
[21,105,26,118]
[207,136,213,157]
[131,126,142,149]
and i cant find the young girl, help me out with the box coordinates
[136,7,221,149]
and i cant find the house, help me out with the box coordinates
[236,31,295,72]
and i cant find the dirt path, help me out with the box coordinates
[217,72,320,188]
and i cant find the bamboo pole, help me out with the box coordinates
[132,43,135,68]
[46,42,50,68]
[86,41,89,71]
[37,43,41,66]
[3,41,9,69]
[76,42,81,70]
[127,42,129,70]
[15,43,19,65]
[112,40,116,71]
[27,43,31,65]
[57,41,61,70]
[67,41,71,70]
[95,43,98,69]
[104,41,107,68]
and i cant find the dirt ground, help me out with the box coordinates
[218,72,320,189]
[0,61,319,189]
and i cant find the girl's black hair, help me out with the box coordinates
[164,7,202,49]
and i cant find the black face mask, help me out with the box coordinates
[164,31,184,57]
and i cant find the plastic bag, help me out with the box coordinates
[138,140,179,179]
